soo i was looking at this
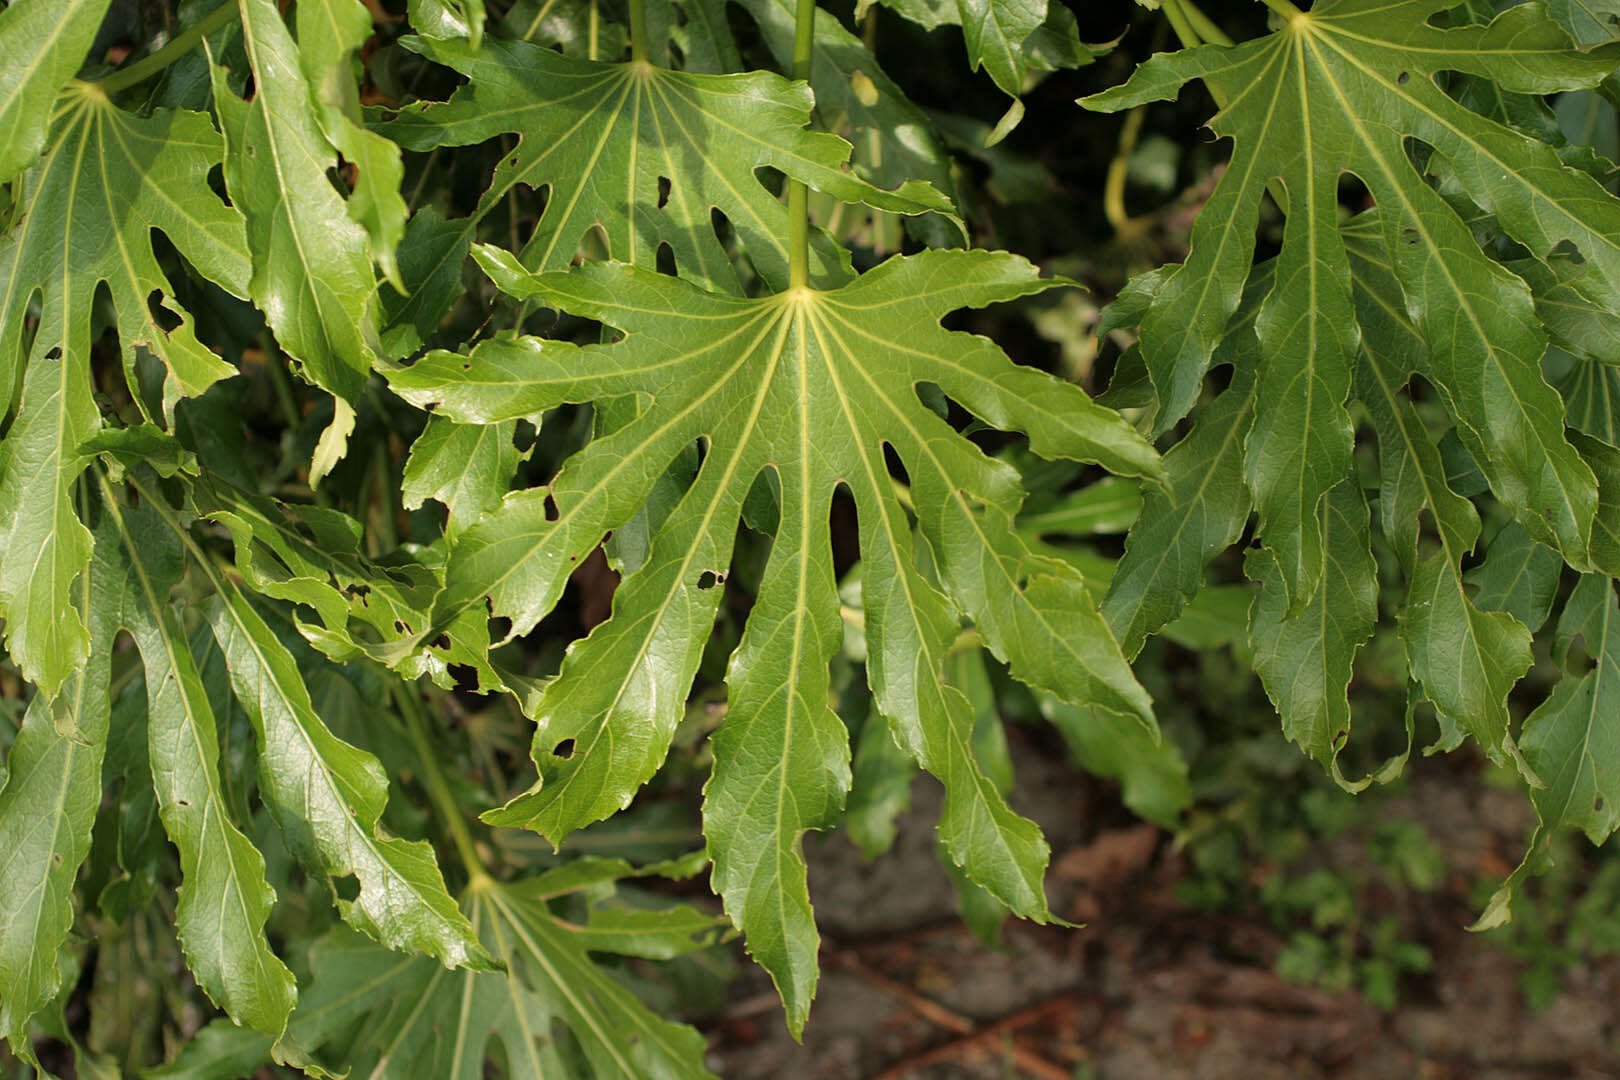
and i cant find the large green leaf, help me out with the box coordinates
[1103,205,1553,773]
[150,867,719,1079]
[1082,0,1620,592]
[0,504,115,1058]
[0,85,248,696]
[210,0,376,402]
[374,34,950,350]
[0,0,112,184]
[101,489,296,1037]
[199,563,495,972]
[388,244,1158,1031]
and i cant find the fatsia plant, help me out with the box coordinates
[1,0,1620,1073]
[1081,0,1620,923]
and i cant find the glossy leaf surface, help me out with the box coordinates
[0,85,246,696]
[391,244,1159,1030]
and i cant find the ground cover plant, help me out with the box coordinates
[2,0,1619,1073]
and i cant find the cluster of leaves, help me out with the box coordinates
[2,0,1620,1072]
[1082,0,1620,929]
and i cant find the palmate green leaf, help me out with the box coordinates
[1478,574,1620,928]
[210,0,376,403]
[201,568,496,972]
[1105,205,1553,773]
[0,507,114,1059]
[100,489,295,1037]
[0,85,248,697]
[374,35,950,350]
[152,871,720,1080]
[0,0,111,184]
[390,245,1158,1032]
[1082,0,1620,596]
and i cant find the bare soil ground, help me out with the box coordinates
[704,736,1620,1080]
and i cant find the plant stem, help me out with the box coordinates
[260,333,303,433]
[1104,106,1146,232]
[1180,0,1236,46]
[391,683,493,888]
[787,0,817,290]
[1257,0,1305,22]
[406,147,443,213]
[788,185,810,290]
[98,0,240,95]
[378,441,401,552]
[629,0,648,63]
[1160,0,1202,49]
